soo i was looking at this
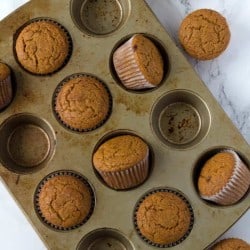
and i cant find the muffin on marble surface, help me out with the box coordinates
[15,19,71,75]
[135,190,193,246]
[0,62,13,110]
[198,150,250,205]
[93,134,149,190]
[113,34,164,90]
[211,238,250,250]
[37,174,92,229]
[55,74,111,132]
[179,9,230,60]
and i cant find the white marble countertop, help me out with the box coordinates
[0,0,249,249]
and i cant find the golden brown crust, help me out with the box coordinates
[38,175,91,228]
[179,9,230,60]
[55,76,110,131]
[211,238,250,250]
[198,152,235,196]
[136,192,191,245]
[15,20,69,74]
[132,34,164,85]
[0,63,10,81]
[93,135,148,172]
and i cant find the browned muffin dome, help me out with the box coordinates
[55,75,111,131]
[0,62,13,110]
[15,20,70,74]
[136,191,192,245]
[211,238,250,250]
[179,9,230,60]
[93,135,148,172]
[38,175,92,228]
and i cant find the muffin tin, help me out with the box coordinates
[0,0,249,249]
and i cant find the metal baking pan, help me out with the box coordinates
[0,0,249,249]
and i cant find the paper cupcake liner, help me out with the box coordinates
[52,73,112,133]
[96,148,149,190]
[200,150,250,205]
[34,170,95,231]
[133,188,194,248]
[0,75,12,110]
[113,35,158,90]
[13,17,73,76]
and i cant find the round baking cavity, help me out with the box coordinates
[133,187,194,248]
[52,73,112,133]
[13,17,73,76]
[110,33,170,93]
[34,170,96,231]
[92,129,154,191]
[0,113,56,174]
[151,90,211,149]
[70,0,131,36]
[193,147,250,207]
[77,228,135,250]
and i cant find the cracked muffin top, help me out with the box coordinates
[93,135,148,172]
[136,191,192,245]
[0,62,10,81]
[15,20,70,74]
[179,9,230,60]
[211,238,250,250]
[198,151,235,197]
[55,75,110,131]
[38,175,92,228]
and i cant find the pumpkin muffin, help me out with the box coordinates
[0,62,13,110]
[211,238,250,250]
[37,174,93,229]
[179,9,230,60]
[198,150,250,205]
[135,190,193,246]
[93,134,149,190]
[113,34,164,90]
[55,74,111,131]
[15,19,71,75]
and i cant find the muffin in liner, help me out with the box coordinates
[52,73,112,133]
[14,17,73,76]
[199,149,250,205]
[34,170,96,231]
[0,63,13,111]
[133,188,194,248]
[93,135,149,190]
[113,34,164,90]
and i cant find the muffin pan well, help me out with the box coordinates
[0,0,249,249]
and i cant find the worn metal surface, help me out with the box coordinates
[0,0,249,249]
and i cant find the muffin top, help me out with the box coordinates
[38,175,92,228]
[198,151,237,196]
[15,20,70,74]
[211,238,250,250]
[136,191,192,245]
[0,62,10,81]
[93,135,148,172]
[131,34,164,85]
[55,75,110,131]
[179,9,230,60]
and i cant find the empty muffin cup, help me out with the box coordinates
[151,90,211,149]
[77,228,134,250]
[0,113,56,174]
[71,0,131,36]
